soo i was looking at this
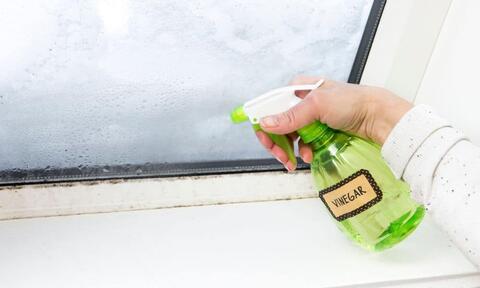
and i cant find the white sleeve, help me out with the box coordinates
[381,105,480,266]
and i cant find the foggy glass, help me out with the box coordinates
[0,0,373,171]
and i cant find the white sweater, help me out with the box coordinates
[382,105,480,266]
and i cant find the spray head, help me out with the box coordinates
[230,79,325,169]
[230,105,249,124]
[231,79,324,124]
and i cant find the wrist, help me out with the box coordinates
[372,89,413,145]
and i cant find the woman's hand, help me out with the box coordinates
[255,76,413,171]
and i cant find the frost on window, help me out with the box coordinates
[0,0,373,173]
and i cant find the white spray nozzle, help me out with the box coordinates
[244,79,324,124]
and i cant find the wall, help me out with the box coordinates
[415,0,480,145]
[361,0,452,102]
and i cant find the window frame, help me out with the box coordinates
[0,0,386,186]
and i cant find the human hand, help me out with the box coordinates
[255,76,413,171]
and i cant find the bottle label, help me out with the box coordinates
[319,169,383,221]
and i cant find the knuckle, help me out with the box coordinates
[289,75,305,85]
[289,75,317,85]
[281,110,297,127]
[309,91,324,107]
[322,78,336,89]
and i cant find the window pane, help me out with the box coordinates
[0,0,373,174]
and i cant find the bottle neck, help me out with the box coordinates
[297,122,336,151]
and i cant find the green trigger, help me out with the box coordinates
[253,124,297,167]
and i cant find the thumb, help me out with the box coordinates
[260,98,317,134]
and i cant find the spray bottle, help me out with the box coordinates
[230,80,425,251]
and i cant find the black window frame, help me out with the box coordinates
[0,0,386,186]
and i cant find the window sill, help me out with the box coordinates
[0,171,316,220]
[0,198,478,287]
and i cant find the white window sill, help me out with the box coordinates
[0,197,479,287]
[0,171,317,220]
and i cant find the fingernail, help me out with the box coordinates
[260,116,278,128]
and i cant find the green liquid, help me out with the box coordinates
[307,129,424,251]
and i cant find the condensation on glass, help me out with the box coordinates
[0,0,373,175]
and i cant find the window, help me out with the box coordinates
[0,0,385,184]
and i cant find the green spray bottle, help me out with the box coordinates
[231,80,425,251]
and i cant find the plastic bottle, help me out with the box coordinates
[230,80,424,251]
